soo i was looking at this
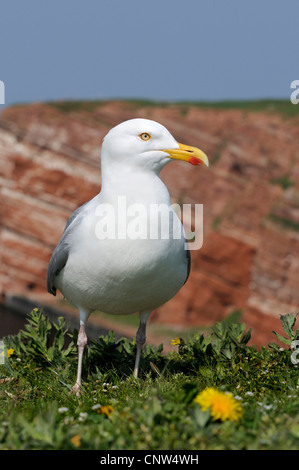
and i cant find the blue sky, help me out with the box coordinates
[0,0,298,106]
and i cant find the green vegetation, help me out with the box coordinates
[270,174,294,190]
[46,98,171,114]
[212,216,222,231]
[185,99,299,117]
[46,100,108,114]
[267,213,299,231]
[46,99,299,118]
[1,309,299,450]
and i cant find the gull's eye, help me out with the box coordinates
[139,132,151,141]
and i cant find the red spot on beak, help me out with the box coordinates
[189,156,203,166]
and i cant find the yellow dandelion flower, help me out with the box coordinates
[194,387,242,422]
[7,349,14,358]
[70,434,81,447]
[171,338,181,346]
[98,405,114,417]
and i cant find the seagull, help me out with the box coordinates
[47,118,208,395]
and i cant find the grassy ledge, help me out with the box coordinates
[44,99,299,118]
[0,309,299,450]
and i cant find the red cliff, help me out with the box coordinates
[1,100,299,345]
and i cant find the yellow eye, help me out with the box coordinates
[139,132,151,141]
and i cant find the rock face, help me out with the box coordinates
[1,100,299,345]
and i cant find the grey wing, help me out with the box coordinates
[63,201,88,233]
[47,203,87,296]
[184,244,191,285]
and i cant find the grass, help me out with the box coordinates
[185,98,299,117]
[0,309,299,450]
[45,98,299,118]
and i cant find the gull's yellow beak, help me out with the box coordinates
[162,142,209,167]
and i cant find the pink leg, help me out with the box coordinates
[133,311,151,378]
[71,322,87,396]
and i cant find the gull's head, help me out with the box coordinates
[101,118,209,173]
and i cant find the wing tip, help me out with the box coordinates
[46,270,57,296]
[47,282,57,296]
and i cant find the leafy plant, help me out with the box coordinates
[175,311,251,365]
[4,308,76,366]
[270,312,299,348]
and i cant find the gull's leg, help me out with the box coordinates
[133,311,151,379]
[72,309,90,396]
